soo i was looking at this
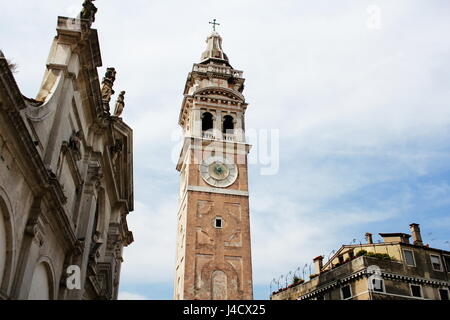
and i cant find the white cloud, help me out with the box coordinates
[249,194,399,284]
[121,200,177,284]
[118,291,148,300]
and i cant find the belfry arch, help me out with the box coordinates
[222,115,234,134]
[201,112,214,131]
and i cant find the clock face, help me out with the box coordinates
[200,156,238,188]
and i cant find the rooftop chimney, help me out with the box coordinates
[379,233,410,243]
[365,232,373,244]
[409,223,423,246]
[313,256,324,274]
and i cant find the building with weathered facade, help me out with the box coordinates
[174,27,253,300]
[0,1,133,300]
[271,224,450,300]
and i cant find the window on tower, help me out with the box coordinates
[223,115,234,134]
[214,217,223,229]
[202,112,214,131]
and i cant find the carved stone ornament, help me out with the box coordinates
[87,162,103,189]
[73,239,84,256]
[25,218,39,237]
[110,140,123,171]
[90,231,103,260]
[68,130,82,161]
[113,91,126,117]
[110,140,123,163]
[80,0,98,25]
[101,67,117,113]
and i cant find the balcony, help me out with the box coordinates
[202,131,217,140]
[201,131,236,142]
[223,133,236,142]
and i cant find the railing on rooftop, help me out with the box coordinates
[193,64,243,78]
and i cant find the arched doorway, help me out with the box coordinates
[28,262,52,300]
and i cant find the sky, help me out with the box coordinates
[1,0,450,300]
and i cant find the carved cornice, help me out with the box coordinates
[0,53,27,111]
[87,260,114,300]
[194,87,245,102]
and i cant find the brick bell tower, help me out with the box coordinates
[174,29,253,300]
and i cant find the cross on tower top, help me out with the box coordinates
[209,19,220,31]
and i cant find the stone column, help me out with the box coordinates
[235,112,244,142]
[192,105,202,138]
[214,110,222,140]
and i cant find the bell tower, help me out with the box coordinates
[174,30,253,300]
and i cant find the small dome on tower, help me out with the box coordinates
[200,32,230,66]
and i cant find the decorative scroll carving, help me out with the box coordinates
[89,231,103,261]
[87,162,103,189]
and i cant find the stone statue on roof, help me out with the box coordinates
[101,67,116,112]
[114,91,126,117]
[80,0,97,24]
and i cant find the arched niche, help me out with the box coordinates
[28,261,54,300]
[212,270,228,300]
[201,261,241,299]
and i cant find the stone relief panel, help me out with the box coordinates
[211,270,227,300]
[222,203,242,248]
[197,200,213,218]
[225,256,243,291]
[223,202,241,221]
[224,230,242,247]
[195,254,213,290]
[196,227,214,246]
